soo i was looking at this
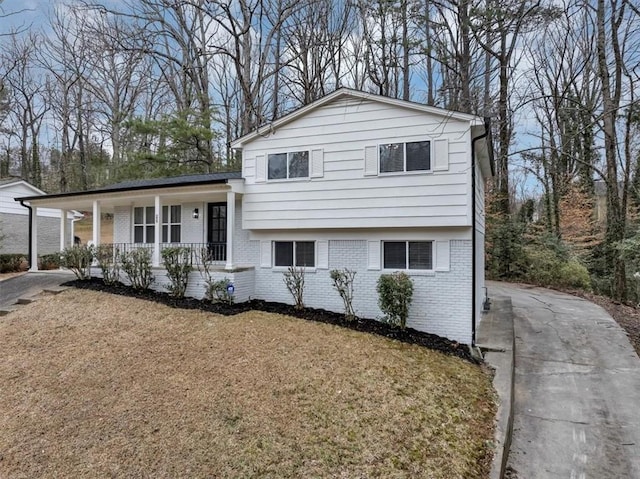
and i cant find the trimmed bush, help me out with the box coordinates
[120,248,154,290]
[377,272,414,329]
[39,253,61,270]
[61,245,94,280]
[161,246,192,298]
[0,254,25,273]
[95,244,120,285]
[283,266,305,310]
[205,277,234,304]
[330,268,357,320]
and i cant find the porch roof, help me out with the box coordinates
[15,171,243,211]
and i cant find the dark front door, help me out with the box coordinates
[207,202,227,261]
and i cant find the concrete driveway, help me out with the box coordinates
[489,282,640,479]
[0,271,74,311]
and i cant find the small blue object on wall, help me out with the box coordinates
[227,283,235,295]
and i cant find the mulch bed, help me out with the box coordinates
[66,278,477,363]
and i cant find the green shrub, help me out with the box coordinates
[95,244,120,285]
[376,272,414,329]
[330,268,357,320]
[524,246,591,291]
[39,253,61,270]
[0,254,25,273]
[205,277,234,304]
[161,246,192,298]
[120,248,154,290]
[61,245,94,280]
[557,260,591,290]
[523,247,563,287]
[283,266,305,310]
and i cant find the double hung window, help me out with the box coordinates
[133,205,182,244]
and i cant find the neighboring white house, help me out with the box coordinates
[16,89,493,344]
[0,178,81,256]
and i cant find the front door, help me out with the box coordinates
[207,202,227,261]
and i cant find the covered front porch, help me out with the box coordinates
[17,173,244,272]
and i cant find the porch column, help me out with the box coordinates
[225,191,235,270]
[153,195,161,267]
[60,209,68,251]
[30,206,38,271]
[92,200,101,246]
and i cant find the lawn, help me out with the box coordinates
[74,215,113,244]
[0,290,495,478]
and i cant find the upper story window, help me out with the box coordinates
[383,241,433,270]
[134,206,155,244]
[379,141,431,173]
[268,151,309,180]
[274,241,315,267]
[162,205,181,243]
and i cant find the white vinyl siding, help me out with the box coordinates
[240,97,472,229]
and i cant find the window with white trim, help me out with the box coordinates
[162,205,181,243]
[379,141,431,173]
[383,241,433,270]
[133,206,155,244]
[268,151,309,179]
[274,241,315,267]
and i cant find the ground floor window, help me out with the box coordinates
[133,206,155,244]
[383,241,433,270]
[274,241,315,267]
[133,205,181,244]
[162,205,181,243]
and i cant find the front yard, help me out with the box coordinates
[0,290,495,478]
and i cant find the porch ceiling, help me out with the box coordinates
[21,183,237,212]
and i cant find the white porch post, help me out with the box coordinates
[225,191,235,270]
[153,195,161,267]
[30,206,38,271]
[92,200,101,246]
[60,209,68,251]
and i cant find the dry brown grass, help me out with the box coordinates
[0,290,495,478]
[74,216,113,244]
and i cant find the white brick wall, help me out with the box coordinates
[113,206,130,244]
[251,238,473,344]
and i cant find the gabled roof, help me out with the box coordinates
[16,171,242,202]
[0,177,47,196]
[231,88,485,148]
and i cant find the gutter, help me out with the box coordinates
[470,117,492,346]
[19,200,33,270]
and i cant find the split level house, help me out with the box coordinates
[17,89,493,345]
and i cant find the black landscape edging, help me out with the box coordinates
[65,278,478,364]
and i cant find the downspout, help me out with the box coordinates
[470,118,491,346]
[19,200,33,269]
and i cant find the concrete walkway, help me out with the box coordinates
[0,271,74,311]
[489,281,640,479]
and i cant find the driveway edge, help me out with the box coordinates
[477,297,515,479]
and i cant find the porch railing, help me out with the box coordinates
[100,242,226,264]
